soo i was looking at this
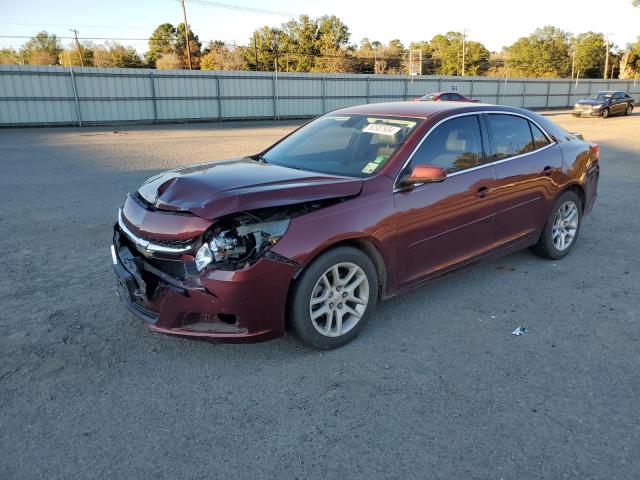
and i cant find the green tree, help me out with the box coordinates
[175,22,202,68]
[247,15,353,73]
[245,26,281,71]
[572,32,606,78]
[0,48,20,65]
[21,31,62,65]
[146,23,177,66]
[93,43,143,68]
[155,52,182,70]
[506,26,571,77]
[619,37,640,79]
[60,42,95,67]
[201,41,247,71]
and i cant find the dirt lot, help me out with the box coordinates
[1,111,639,479]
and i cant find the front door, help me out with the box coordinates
[393,114,497,287]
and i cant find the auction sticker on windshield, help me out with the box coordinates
[362,124,402,136]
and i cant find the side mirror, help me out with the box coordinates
[398,164,447,188]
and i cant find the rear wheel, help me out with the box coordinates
[602,107,610,119]
[289,246,378,349]
[530,190,582,260]
[625,104,633,116]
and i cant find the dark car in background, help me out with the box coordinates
[573,91,634,118]
[112,101,599,349]
[417,92,480,102]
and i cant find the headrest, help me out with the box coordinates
[445,131,468,151]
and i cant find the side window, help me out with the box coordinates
[439,94,451,101]
[449,94,462,101]
[529,122,551,149]
[410,115,483,173]
[486,114,534,160]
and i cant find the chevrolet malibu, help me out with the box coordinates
[572,90,634,118]
[112,102,599,349]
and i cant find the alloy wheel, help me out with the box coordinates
[551,201,579,251]
[309,262,370,337]
[602,108,609,118]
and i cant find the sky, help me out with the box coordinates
[1,0,639,53]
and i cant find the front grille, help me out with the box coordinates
[118,209,196,255]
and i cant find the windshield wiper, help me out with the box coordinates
[250,154,269,164]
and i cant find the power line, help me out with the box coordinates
[184,0,296,17]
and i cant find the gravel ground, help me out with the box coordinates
[1,112,639,479]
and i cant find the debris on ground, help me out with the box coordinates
[512,326,529,336]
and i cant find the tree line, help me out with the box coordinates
[1,15,639,79]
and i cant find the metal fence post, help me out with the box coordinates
[215,75,222,119]
[496,79,501,104]
[149,70,158,123]
[67,59,82,127]
[272,72,278,120]
[566,79,572,108]
[522,80,527,108]
[366,76,370,104]
[404,78,409,100]
[469,78,474,99]
[321,76,326,113]
[545,81,551,109]
[437,77,442,92]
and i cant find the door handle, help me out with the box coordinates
[542,166,553,176]
[475,186,490,198]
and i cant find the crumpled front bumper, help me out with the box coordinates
[112,230,298,342]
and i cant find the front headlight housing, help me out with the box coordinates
[592,104,602,110]
[195,218,290,271]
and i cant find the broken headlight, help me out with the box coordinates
[195,218,290,271]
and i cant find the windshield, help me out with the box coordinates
[419,94,437,101]
[262,114,420,177]
[587,93,612,101]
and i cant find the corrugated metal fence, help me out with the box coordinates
[1,65,639,126]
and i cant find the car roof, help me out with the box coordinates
[331,101,491,119]
[596,90,621,94]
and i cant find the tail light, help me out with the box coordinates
[589,143,599,160]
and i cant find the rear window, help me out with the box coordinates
[530,123,551,149]
[486,114,534,160]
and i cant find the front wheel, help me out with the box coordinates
[602,107,610,119]
[289,246,378,349]
[530,190,582,260]
[625,104,633,116]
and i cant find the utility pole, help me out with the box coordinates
[69,29,84,67]
[461,29,466,76]
[178,0,192,70]
[604,41,610,79]
[253,33,258,71]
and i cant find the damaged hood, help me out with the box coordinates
[138,158,363,219]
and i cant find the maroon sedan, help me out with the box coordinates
[112,102,599,349]
[417,92,480,102]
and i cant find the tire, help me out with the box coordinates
[288,246,378,349]
[530,190,582,260]
[602,107,609,119]
[625,104,633,116]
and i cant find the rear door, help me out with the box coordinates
[393,113,497,286]
[486,113,563,247]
